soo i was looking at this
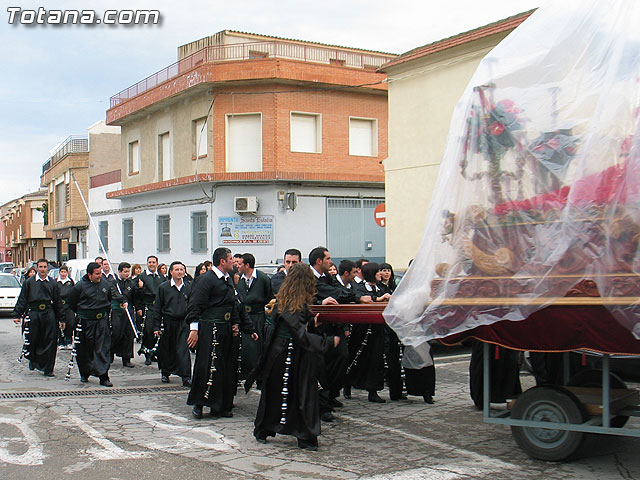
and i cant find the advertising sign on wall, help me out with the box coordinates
[218,215,274,244]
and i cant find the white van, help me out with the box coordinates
[61,258,91,284]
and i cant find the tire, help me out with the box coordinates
[511,386,586,461]
[567,369,629,428]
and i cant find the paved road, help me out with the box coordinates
[0,316,639,479]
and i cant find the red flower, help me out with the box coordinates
[498,99,521,113]
[489,122,505,135]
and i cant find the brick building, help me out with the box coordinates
[41,135,90,262]
[1,190,54,267]
[91,31,395,267]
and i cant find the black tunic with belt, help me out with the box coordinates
[347,282,386,392]
[251,305,333,444]
[110,276,138,361]
[151,279,192,379]
[313,273,355,409]
[185,270,253,412]
[237,269,273,377]
[67,275,123,379]
[138,270,166,353]
[13,276,64,374]
[57,278,76,346]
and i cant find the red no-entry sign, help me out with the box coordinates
[374,203,386,227]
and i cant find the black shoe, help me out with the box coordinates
[28,361,34,371]
[80,376,88,383]
[320,411,334,422]
[423,395,434,404]
[161,375,170,383]
[99,377,113,387]
[343,386,351,399]
[44,371,54,377]
[331,398,344,408]
[182,378,192,387]
[144,355,152,366]
[192,405,203,419]
[123,360,134,368]
[297,438,319,451]
[368,391,386,403]
[255,434,267,444]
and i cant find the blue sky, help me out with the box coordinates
[0,0,539,206]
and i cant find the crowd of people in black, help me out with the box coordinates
[12,247,436,451]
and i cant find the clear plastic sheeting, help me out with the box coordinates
[384,0,640,349]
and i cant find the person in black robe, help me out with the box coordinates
[349,262,390,403]
[402,341,436,403]
[57,265,75,349]
[151,261,192,386]
[270,248,302,295]
[13,258,65,376]
[137,255,166,365]
[469,340,522,409]
[110,262,138,368]
[237,253,273,378]
[249,263,339,450]
[67,262,125,387]
[186,247,257,419]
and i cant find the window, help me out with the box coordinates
[122,218,134,252]
[98,221,109,253]
[191,211,208,253]
[290,112,321,153]
[349,117,377,157]
[31,207,43,224]
[55,181,65,223]
[128,140,140,175]
[226,113,262,172]
[156,215,170,252]
[158,132,171,181]
[193,118,207,158]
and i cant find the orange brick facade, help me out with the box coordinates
[107,55,388,197]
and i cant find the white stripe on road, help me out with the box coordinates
[338,414,516,472]
[67,415,149,460]
[0,417,44,465]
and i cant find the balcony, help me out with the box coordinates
[42,135,88,174]
[110,41,396,107]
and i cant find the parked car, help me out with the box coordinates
[0,273,22,314]
[255,264,281,278]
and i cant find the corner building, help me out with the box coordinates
[90,30,395,267]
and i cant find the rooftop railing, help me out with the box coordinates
[110,41,395,107]
[42,135,88,173]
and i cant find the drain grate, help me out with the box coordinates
[0,385,188,400]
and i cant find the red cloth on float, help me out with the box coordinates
[442,305,640,354]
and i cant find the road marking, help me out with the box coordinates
[136,410,238,452]
[0,417,44,465]
[67,415,149,460]
[338,414,516,472]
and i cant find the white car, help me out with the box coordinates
[0,273,22,313]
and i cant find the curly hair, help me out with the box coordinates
[276,263,316,314]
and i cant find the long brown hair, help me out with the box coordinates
[276,263,316,314]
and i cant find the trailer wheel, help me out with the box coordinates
[511,386,586,461]
[567,369,629,428]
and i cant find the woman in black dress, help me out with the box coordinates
[249,263,339,450]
